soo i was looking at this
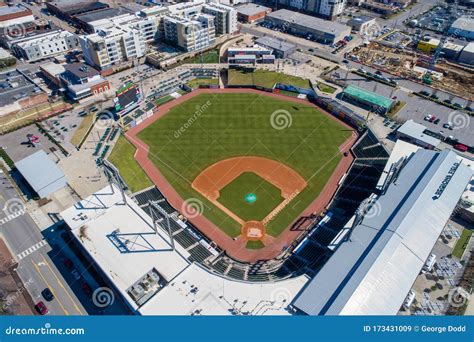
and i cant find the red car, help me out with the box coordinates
[454,144,468,152]
[63,258,73,269]
[82,283,92,295]
[35,301,49,315]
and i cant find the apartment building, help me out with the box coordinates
[80,25,146,70]
[11,30,80,62]
[266,0,346,20]
[163,14,215,52]
[202,3,238,35]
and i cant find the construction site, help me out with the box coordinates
[349,42,474,102]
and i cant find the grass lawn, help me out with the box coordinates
[138,93,350,237]
[155,95,175,106]
[187,78,219,89]
[228,69,311,89]
[70,114,95,147]
[217,172,284,221]
[108,135,153,193]
[388,101,407,117]
[184,50,219,64]
[246,240,265,249]
[317,82,337,94]
[453,229,473,259]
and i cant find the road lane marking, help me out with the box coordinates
[17,240,47,260]
[40,254,83,315]
[31,259,69,315]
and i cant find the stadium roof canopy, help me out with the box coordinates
[61,185,308,314]
[292,149,473,315]
[15,150,67,198]
[343,84,394,110]
[396,119,441,148]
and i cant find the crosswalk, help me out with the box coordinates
[17,240,48,261]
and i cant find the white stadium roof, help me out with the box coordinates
[61,184,308,314]
[292,149,473,315]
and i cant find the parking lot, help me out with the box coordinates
[328,68,474,145]
[402,221,471,315]
[411,5,472,35]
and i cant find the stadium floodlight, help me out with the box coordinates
[102,159,128,205]
[148,201,175,250]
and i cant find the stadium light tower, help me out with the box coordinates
[148,201,175,250]
[102,159,128,205]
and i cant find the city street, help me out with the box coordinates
[0,170,85,315]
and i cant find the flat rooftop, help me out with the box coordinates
[0,69,42,107]
[61,184,310,314]
[74,7,132,23]
[256,36,296,52]
[0,4,31,17]
[139,263,308,315]
[61,185,190,311]
[266,9,351,36]
[235,3,270,17]
[397,119,441,148]
[15,150,67,198]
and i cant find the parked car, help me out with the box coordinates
[35,301,49,315]
[41,288,54,302]
[433,118,440,124]
[63,258,73,269]
[82,283,92,295]
[454,144,468,152]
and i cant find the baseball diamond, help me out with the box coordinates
[126,88,357,261]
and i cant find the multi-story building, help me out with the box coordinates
[202,3,238,35]
[262,0,346,20]
[11,30,80,62]
[265,9,351,44]
[318,0,346,19]
[85,13,160,42]
[0,4,34,29]
[162,14,215,52]
[80,25,146,70]
[59,62,110,100]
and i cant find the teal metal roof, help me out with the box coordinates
[344,85,394,109]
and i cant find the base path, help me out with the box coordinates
[126,88,357,262]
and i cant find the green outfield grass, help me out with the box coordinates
[137,93,350,238]
[108,135,153,193]
[228,69,311,89]
[217,172,284,222]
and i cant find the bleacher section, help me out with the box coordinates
[126,129,388,282]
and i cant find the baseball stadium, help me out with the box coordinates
[102,85,392,284]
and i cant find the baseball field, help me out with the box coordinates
[135,92,352,241]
